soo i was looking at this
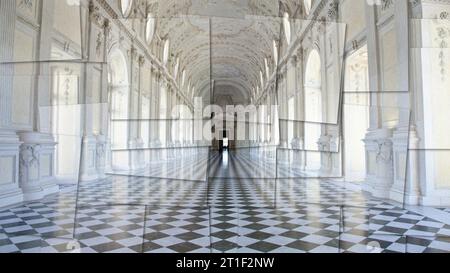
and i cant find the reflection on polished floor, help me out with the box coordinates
[1,150,450,253]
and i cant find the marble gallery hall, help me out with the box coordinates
[0,0,450,254]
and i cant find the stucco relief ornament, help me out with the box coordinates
[19,0,33,11]
[89,2,102,26]
[375,141,392,164]
[435,26,449,81]
[19,144,41,181]
[96,142,105,161]
[381,0,393,11]
[327,2,338,21]
[96,31,104,57]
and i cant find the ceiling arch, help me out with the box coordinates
[147,0,304,104]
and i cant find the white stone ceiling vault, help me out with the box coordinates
[146,0,304,104]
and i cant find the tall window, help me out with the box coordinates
[120,0,133,17]
[141,94,150,148]
[108,50,130,169]
[304,0,312,15]
[259,106,265,143]
[273,40,278,67]
[163,39,170,65]
[288,96,295,144]
[283,12,291,45]
[159,85,167,145]
[264,58,270,79]
[304,49,322,169]
[145,14,155,44]
[344,45,370,182]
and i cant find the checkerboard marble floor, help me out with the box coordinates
[1,150,450,253]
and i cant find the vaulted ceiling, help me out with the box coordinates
[148,0,305,104]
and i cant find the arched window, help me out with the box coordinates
[288,96,295,143]
[273,40,278,67]
[283,12,291,45]
[120,0,133,17]
[305,50,321,90]
[304,49,322,169]
[304,0,312,15]
[163,39,170,65]
[174,57,179,79]
[264,58,270,79]
[108,49,130,169]
[260,70,265,89]
[181,69,186,87]
[145,14,155,44]
[159,85,168,145]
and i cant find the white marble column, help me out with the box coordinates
[362,2,394,198]
[0,130,23,207]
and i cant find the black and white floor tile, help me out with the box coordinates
[210,206,341,253]
[439,208,450,214]
[1,150,450,253]
[109,149,210,181]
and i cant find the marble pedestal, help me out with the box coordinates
[19,132,59,202]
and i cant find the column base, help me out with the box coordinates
[41,178,60,196]
[389,187,421,206]
[420,195,450,207]
[22,185,45,202]
[0,188,23,208]
[363,176,392,199]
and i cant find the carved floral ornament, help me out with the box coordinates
[375,140,393,163]
[327,1,338,21]
[96,142,106,159]
[19,0,34,11]
[380,0,394,11]
[20,144,41,168]
[433,17,450,81]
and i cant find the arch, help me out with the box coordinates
[273,40,278,67]
[283,12,291,45]
[264,58,270,79]
[107,48,130,169]
[181,69,186,87]
[109,49,129,87]
[163,39,170,65]
[304,0,312,15]
[145,14,156,44]
[304,49,322,169]
[304,49,321,89]
[174,57,180,79]
[120,0,134,17]
[159,83,168,145]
